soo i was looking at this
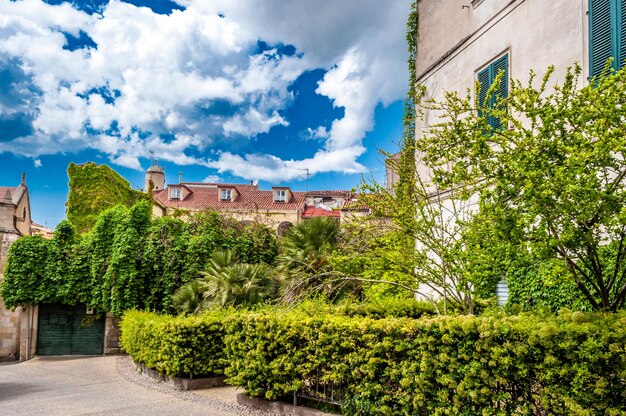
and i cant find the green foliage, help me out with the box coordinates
[173,250,277,314]
[224,309,626,415]
[295,297,436,320]
[119,310,231,377]
[67,162,149,234]
[417,64,626,311]
[1,201,279,315]
[1,236,52,307]
[278,217,349,302]
[508,261,592,312]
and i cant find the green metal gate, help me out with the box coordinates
[37,304,105,356]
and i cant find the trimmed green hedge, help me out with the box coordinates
[226,311,626,415]
[121,309,626,415]
[120,310,230,377]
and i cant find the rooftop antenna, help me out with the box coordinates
[298,168,310,192]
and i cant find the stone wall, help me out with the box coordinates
[104,314,121,354]
[0,232,19,275]
[0,301,20,361]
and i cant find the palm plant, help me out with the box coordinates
[277,217,354,302]
[172,250,277,314]
[171,279,206,314]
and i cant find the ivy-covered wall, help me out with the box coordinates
[67,162,149,234]
[0,201,278,316]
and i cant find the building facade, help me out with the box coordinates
[0,174,33,361]
[148,165,360,233]
[413,0,614,304]
[415,0,615,140]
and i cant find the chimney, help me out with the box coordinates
[179,171,182,184]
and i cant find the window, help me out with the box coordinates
[170,187,181,200]
[274,190,286,202]
[589,0,626,79]
[220,189,232,201]
[477,53,508,130]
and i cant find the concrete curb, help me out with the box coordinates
[237,393,336,416]
[131,360,227,391]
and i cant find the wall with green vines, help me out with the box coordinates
[67,162,149,234]
[1,201,278,315]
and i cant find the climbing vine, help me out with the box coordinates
[1,201,278,315]
[66,162,149,234]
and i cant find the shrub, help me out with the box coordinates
[120,310,232,377]
[120,307,626,414]
[224,310,626,415]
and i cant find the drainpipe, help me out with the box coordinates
[25,305,33,361]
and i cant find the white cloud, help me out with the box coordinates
[33,158,42,167]
[0,0,411,179]
[202,175,221,183]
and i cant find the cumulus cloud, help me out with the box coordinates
[34,158,42,167]
[0,0,411,181]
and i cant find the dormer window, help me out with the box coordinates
[274,190,286,202]
[170,187,181,200]
[220,189,232,201]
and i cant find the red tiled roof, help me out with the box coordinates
[301,206,341,218]
[154,184,305,211]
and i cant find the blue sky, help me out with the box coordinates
[0,0,410,228]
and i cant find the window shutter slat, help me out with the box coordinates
[590,0,615,78]
[477,67,490,125]
[477,67,490,108]
[491,55,508,130]
[617,0,626,69]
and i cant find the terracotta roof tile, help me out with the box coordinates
[154,184,305,211]
[301,206,341,218]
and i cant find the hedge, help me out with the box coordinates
[121,309,626,415]
[119,310,231,377]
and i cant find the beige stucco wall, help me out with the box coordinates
[417,0,588,125]
[160,206,301,233]
[416,0,589,191]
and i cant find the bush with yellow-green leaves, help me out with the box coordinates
[121,308,626,415]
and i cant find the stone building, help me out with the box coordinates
[148,164,358,233]
[0,173,33,361]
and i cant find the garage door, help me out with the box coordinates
[37,304,105,356]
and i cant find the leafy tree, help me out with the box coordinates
[418,63,626,311]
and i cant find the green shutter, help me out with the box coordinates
[476,54,508,131]
[590,0,616,78]
[617,0,626,69]
[477,67,490,124]
[491,55,508,130]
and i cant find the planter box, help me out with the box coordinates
[132,360,227,391]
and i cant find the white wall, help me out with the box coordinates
[417,0,588,131]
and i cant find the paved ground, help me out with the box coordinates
[0,356,266,416]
